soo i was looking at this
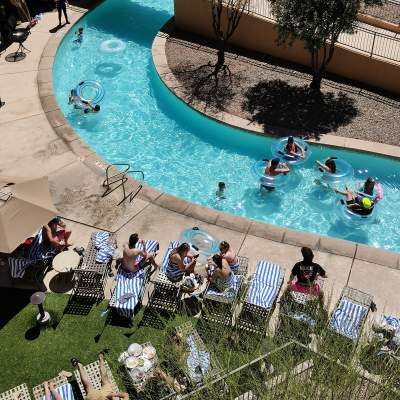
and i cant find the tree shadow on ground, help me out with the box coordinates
[172,61,241,112]
[243,79,359,139]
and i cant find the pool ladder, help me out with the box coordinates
[102,163,144,206]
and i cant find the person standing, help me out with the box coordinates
[56,0,70,26]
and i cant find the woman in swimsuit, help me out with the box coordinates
[264,158,290,177]
[284,136,305,159]
[315,158,336,174]
[122,233,158,273]
[166,242,197,282]
[219,241,240,274]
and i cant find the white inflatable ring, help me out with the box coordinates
[100,39,127,54]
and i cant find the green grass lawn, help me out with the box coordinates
[0,289,268,394]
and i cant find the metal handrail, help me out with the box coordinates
[244,0,400,62]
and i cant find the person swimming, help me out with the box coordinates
[264,158,290,177]
[361,177,375,196]
[315,157,336,174]
[284,136,305,159]
[216,181,226,199]
[74,27,84,43]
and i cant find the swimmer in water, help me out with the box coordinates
[216,181,226,199]
[264,158,290,176]
[315,158,336,174]
[284,136,305,159]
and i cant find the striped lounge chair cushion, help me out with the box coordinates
[112,269,146,319]
[42,383,74,400]
[246,278,279,309]
[329,298,369,341]
[135,239,159,263]
[206,274,239,298]
[254,261,282,287]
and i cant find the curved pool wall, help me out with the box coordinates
[53,0,400,252]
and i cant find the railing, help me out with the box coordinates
[245,0,400,62]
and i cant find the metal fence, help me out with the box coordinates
[246,0,400,63]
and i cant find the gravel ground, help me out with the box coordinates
[360,1,400,24]
[165,29,400,146]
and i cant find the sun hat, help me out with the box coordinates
[361,197,372,209]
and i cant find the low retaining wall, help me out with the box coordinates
[174,0,400,95]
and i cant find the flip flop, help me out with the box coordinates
[70,358,80,367]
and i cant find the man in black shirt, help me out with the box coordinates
[289,247,327,287]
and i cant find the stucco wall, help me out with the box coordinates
[174,0,400,95]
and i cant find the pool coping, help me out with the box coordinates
[37,14,400,270]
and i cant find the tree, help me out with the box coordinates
[270,0,386,90]
[209,0,250,77]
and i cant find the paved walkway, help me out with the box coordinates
[0,7,399,329]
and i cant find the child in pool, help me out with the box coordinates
[74,27,84,43]
[216,182,226,199]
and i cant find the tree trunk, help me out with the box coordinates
[310,73,322,91]
[215,38,225,74]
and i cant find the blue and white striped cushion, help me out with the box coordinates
[255,261,282,286]
[230,259,240,274]
[135,240,159,263]
[161,241,180,273]
[246,278,279,309]
[329,299,369,341]
[112,269,145,319]
[42,383,75,400]
[206,274,239,298]
[383,315,400,330]
[95,244,115,263]
[95,231,111,248]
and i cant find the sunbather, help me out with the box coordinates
[71,353,128,400]
[43,217,72,251]
[121,233,158,273]
[218,241,239,273]
[44,381,61,400]
[207,254,234,292]
[166,242,197,282]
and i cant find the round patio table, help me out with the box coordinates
[52,250,81,282]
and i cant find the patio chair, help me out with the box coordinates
[236,261,284,335]
[201,270,244,326]
[7,228,58,283]
[0,384,31,400]
[72,231,117,300]
[109,239,159,319]
[33,376,74,400]
[175,322,223,387]
[233,256,249,277]
[328,286,374,343]
[74,359,119,397]
[147,241,182,313]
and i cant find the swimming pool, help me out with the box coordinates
[53,0,400,252]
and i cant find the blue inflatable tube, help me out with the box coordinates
[271,137,311,165]
[180,227,220,257]
[318,158,354,185]
[252,160,289,189]
[75,80,105,104]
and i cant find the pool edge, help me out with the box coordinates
[38,15,400,270]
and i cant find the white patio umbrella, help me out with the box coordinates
[0,176,58,253]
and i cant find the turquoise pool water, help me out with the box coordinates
[53,0,400,252]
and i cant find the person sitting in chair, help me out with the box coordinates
[218,241,240,274]
[207,254,234,293]
[121,233,158,273]
[43,217,72,251]
[166,242,197,283]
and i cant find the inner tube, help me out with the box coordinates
[100,39,127,54]
[355,181,383,202]
[252,160,289,189]
[271,137,311,165]
[319,158,354,185]
[339,199,377,224]
[180,227,220,257]
[75,80,105,104]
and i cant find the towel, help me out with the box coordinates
[95,231,114,263]
[186,335,210,383]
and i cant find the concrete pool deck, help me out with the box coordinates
[0,7,399,323]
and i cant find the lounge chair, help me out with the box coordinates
[175,322,223,386]
[74,360,119,397]
[0,384,31,400]
[147,241,182,313]
[232,256,249,277]
[33,376,74,400]
[236,261,284,335]
[72,231,117,300]
[109,239,159,319]
[201,270,243,326]
[328,286,373,343]
[7,228,58,282]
